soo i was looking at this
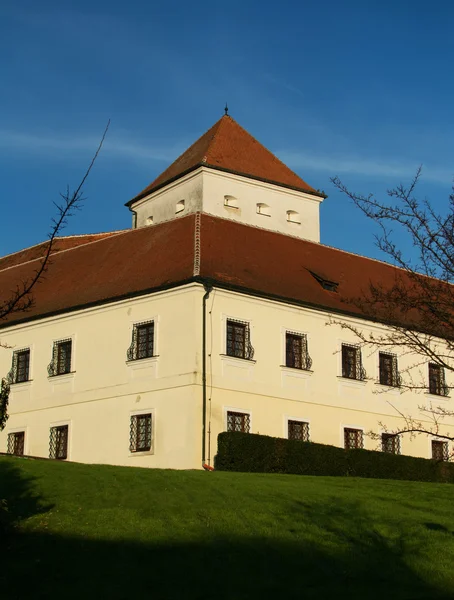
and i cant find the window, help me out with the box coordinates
[227,411,250,433]
[256,203,270,216]
[379,352,400,387]
[286,210,300,224]
[130,414,152,452]
[224,195,239,209]
[48,339,72,377]
[429,363,448,396]
[175,200,185,214]
[127,321,155,361]
[341,344,365,380]
[49,425,69,460]
[285,332,312,370]
[146,216,154,225]
[226,319,254,360]
[288,420,310,441]
[344,428,363,450]
[432,440,449,461]
[9,348,30,384]
[7,431,25,456]
[382,433,400,454]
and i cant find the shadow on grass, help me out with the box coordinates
[0,462,452,600]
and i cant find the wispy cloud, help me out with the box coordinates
[0,130,183,164]
[276,150,454,185]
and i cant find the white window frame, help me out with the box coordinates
[129,408,155,456]
[341,424,364,450]
[49,419,72,460]
[284,416,310,441]
[224,406,252,433]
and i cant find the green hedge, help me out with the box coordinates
[215,432,454,483]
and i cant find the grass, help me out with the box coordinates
[1,457,454,599]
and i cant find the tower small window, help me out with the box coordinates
[256,203,270,216]
[176,200,185,214]
[224,195,239,209]
[146,216,154,225]
[286,210,300,224]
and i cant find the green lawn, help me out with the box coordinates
[1,457,454,599]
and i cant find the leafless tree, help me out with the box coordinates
[331,168,454,448]
[0,121,110,430]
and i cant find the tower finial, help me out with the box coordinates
[224,102,229,116]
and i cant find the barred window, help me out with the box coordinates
[344,428,363,450]
[48,339,72,377]
[127,321,155,361]
[130,414,152,452]
[379,353,400,387]
[226,320,254,360]
[429,363,448,396]
[341,344,366,380]
[382,433,400,454]
[8,348,30,384]
[288,420,310,441]
[7,431,25,456]
[227,411,250,433]
[285,332,312,370]
[432,440,449,461]
[49,425,69,460]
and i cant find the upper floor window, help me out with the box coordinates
[48,339,72,377]
[288,420,310,441]
[8,348,30,384]
[175,199,185,214]
[224,195,239,209]
[286,210,300,224]
[49,425,69,460]
[428,363,448,396]
[256,203,270,216]
[379,352,400,387]
[7,431,25,456]
[226,319,254,360]
[344,428,363,450]
[382,433,400,454]
[227,411,250,433]
[127,321,155,361]
[130,413,152,452]
[341,344,366,381]
[432,440,449,461]
[285,332,312,370]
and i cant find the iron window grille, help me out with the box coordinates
[285,332,312,370]
[344,428,364,450]
[428,363,449,396]
[49,425,69,460]
[7,348,30,384]
[130,414,152,452]
[127,321,155,361]
[48,339,72,377]
[226,319,254,360]
[381,433,401,454]
[227,411,251,433]
[288,420,310,442]
[7,431,25,456]
[341,344,366,381]
[379,352,401,387]
[432,440,449,461]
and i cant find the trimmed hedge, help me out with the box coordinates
[215,432,454,483]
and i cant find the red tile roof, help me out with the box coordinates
[0,213,428,331]
[129,115,322,204]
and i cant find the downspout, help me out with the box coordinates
[202,282,212,469]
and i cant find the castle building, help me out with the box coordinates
[0,114,451,468]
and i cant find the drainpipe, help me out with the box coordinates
[202,282,212,468]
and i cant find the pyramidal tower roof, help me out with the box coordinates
[129,114,322,204]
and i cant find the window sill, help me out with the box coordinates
[375,383,401,394]
[220,354,256,364]
[280,365,313,373]
[129,449,154,457]
[425,392,450,400]
[337,376,366,386]
[47,372,75,382]
[10,380,33,388]
[126,356,159,370]
[257,212,271,217]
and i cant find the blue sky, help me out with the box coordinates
[1,0,454,263]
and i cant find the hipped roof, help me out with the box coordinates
[0,214,418,329]
[129,115,323,204]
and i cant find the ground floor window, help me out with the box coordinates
[432,440,449,461]
[49,425,69,460]
[288,420,310,441]
[381,433,401,454]
[344,428,363,450]
[7,431,25,456]
[130,413,152,452]
[227,411,250,433]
